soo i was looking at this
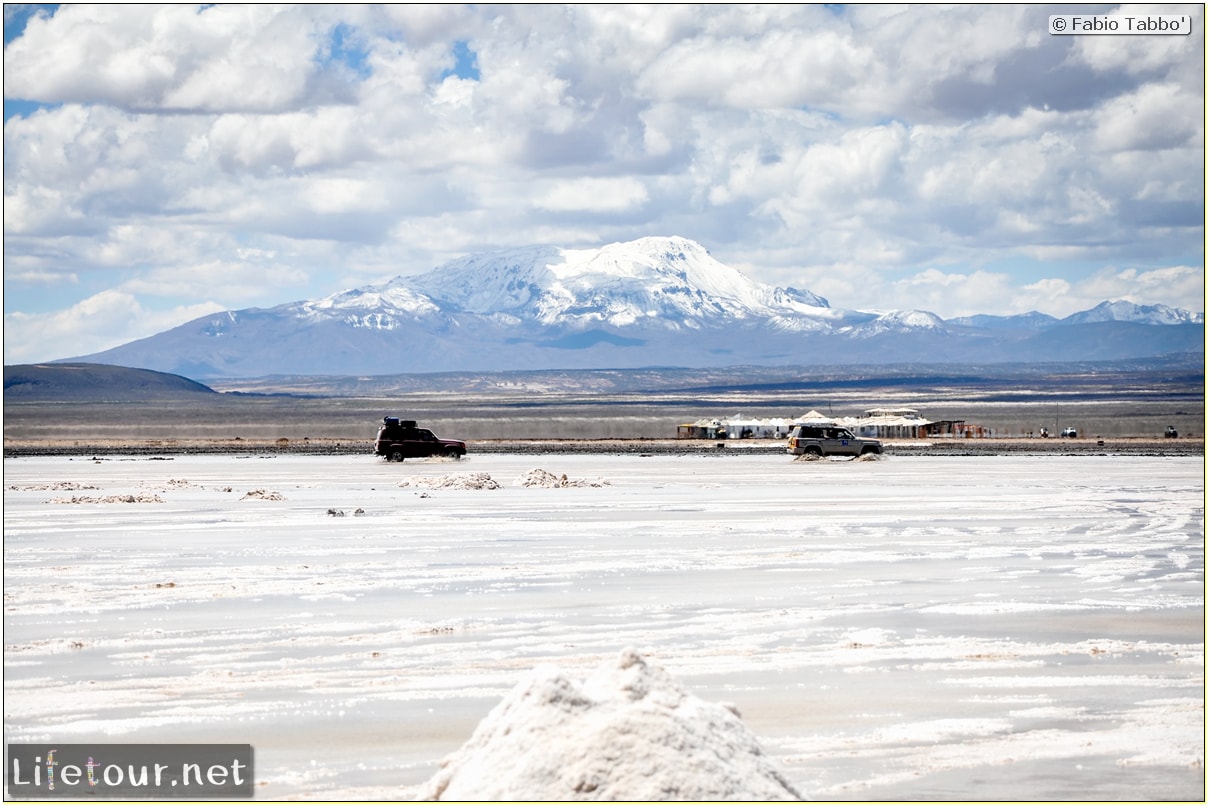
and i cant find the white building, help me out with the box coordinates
[681,408,985,440]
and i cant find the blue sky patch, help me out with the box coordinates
[324,22,372,79]
[3,3,57,45]
[3,99,56,122]
[443,40,480,81]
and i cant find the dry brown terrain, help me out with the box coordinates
[2,435,1202,458]
[5,369,1203,457]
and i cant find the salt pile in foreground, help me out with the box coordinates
[418,648,803,801]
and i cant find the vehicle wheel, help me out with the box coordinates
[805,446,823,457]
[448,449,463,460]
[391,450,404,462]
[860,447,877,456]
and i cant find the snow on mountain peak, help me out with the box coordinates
[298,279,441,331]
[384,235,831,329]
[289,240,1203,343]
[61,236,1205,377]
[838,309,947,337]
[1064,299,1204,326]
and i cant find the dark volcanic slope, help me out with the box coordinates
[3,363,218,402]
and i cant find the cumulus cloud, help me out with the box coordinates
[1069,4,1203,76]
[865,264,1205,320]
[3,5,351,112]
[1092,82,1204,152]
[2,3,1204,362]
[534,177,649,213]
[1077,264,1205,310]
[3,291,225,365]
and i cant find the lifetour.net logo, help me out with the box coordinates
[6,744,253,799]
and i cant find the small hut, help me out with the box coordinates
[853,408,933,439]
[677,419,729,439]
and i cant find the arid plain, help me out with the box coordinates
[4,364,1205,453]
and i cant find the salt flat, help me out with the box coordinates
[3,452,1204,801]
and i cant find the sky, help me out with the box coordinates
[2,3,1205,365]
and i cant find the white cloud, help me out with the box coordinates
[205,109,381,174]
[867,265,1205,320]
[3,5,344,112]
[121,260,311,303]
[1077,264,1204,310]
[534,178,649,213]
[2,291,225,364]
[301,177,388,215]
[637,26,870,111]
[1069,4,1203,75]
[2,3,1203,363]
[887,269,1024,317]
[1092,82,1204,152]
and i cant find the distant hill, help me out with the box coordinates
[3,363,218,402]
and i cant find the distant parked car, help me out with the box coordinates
[375,417,466,461]
[1165,426,1179,438]
[1060,427,1078,438]
[787,424,882,457]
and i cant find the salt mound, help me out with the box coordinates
[46,494,164,504]
[417,649,803,801]
[515,468,611,488]
[15,482,99,491]
[241,489,284,500]
[399,472,500,490]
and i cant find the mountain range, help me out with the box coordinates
[64,236,1204,378]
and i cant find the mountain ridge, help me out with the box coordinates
[61,235,1204,378]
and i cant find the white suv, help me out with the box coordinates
[787,424,883,457]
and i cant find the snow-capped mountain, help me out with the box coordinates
[945,311,1060,331]
[1062,300,1204,326]
[61,236,1204,378]
[839,310,947,337]
[305,236,837,332]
